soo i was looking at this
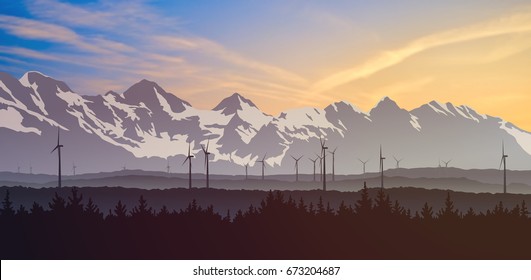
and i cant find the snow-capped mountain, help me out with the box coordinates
[1,71,530,175]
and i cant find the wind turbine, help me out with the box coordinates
[245,163,249,180]
[182,143,194,189]
[257,154,267,180]
[166,158,170,174]
[51,127,64,188]
[393,156,403,169]
[309,157,317,182]
[499,141,508,194]
[201,138,211,189]
[443,159,452,168]
[291,155,303,182]
[29,163,33,175]
[320,137,328,191]
[328,147,337,182]
[358,159,369,174]
[379,145,385,189]
[72,162,77,176]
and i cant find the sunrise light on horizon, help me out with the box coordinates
[1,0,531,130]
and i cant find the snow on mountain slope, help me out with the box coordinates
[1,70,530,174]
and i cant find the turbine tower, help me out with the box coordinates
[393,156,403,169]
[72,162,77,176]
[29,163,32,175]
[320,137,328,191]
[358,159,369,174]
[51,127,64,188]
[328,147,337,182]
[291,155,303,182]
[245,163,249,180]
[379,145,385,189]
[257,154,267,180]
[316,154,323,182]
[443,159,452,168]
[499,141,508,194]
[309,157,317,182]
[182,143,194,189]
[201,138,211,189]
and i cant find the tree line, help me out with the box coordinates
[1,184,530,259]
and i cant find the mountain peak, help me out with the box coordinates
[213,92,258,115]
[19,71,73,93]
[369,96,400,115]
[122,79,191,112]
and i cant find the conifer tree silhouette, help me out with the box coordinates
[463,207,476,219]
[158,205,170,217]
[48,192,66,214]
[30,201,45,216]
[355,182,372,216]
[113,200,128,219]
[438,192,459,221]
[374,188,392,216]
[66,188,84,216]
[520,200,529,218]
[337,201,354,216]
[1,190,15,217]
[391,200,405,217]
[493,201,509,217]
[16,205,29,217]
[420,202,434,221]
[84,197,102,219]
[131,195,153,218]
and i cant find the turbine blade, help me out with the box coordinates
[206,137,210,152]
[182,157,189,166]
[201,144,206,153]
[51,145,59,153]
[499,157,504,170]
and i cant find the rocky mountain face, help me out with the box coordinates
[1,71,530,175]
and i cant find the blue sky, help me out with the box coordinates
[1,0,531,130]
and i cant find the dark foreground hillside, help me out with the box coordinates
[1,185,530,259]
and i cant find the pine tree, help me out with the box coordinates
[391,200,405,217]
[158,205,170,217]
[463,207,476,219]
[131,195,153,218]
[1,190,15,217]
[374,188,392,216]
[520,200,529,218]
[316,196,325,215]
[297,197,307,212]
[420,202,434,221]
[16,205,28,217]
[113,200,128,218]
[337,201,354,216]
[84,197,102,219]
[437,192,459,221]
[30,201,45,216]
[66,187,84,216]
[354,182,372,216]
[493,201,508,217]
[49,192,66,214]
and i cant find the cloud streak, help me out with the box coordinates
[311,11,531,94]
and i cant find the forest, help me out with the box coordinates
[1,184,530,259]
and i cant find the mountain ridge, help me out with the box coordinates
[1,70,530,174]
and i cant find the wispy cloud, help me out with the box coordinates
[311,11,531,94]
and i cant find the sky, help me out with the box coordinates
[1,0,531,131]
